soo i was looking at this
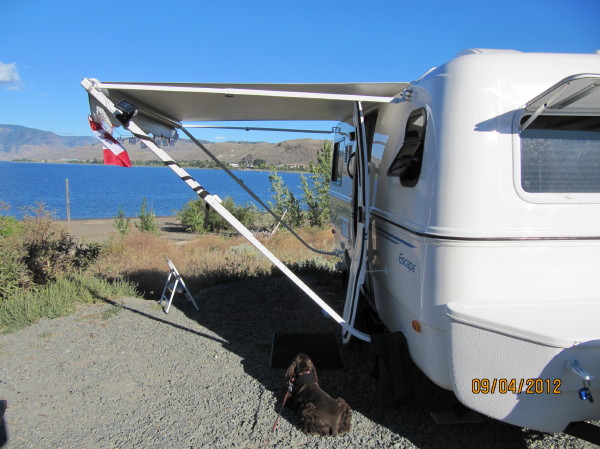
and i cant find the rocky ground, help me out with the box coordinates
[1,218,599,448]
[1,272,598,448]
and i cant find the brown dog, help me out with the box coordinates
[284,353,351,436]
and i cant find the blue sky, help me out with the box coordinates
[0,0,599,143]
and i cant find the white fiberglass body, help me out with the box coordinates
[330,50,600,431]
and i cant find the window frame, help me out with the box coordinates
[387,108,427,187]
[513,110,600,204]
[331,139,344,185]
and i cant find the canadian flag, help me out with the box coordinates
[88,116,132,167]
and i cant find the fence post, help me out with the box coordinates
[65,178,71,229]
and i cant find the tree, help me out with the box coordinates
[300,140,332,227]
[268,171,303,227]
[253,159,267,169]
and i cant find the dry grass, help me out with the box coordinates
[91,227,339,298]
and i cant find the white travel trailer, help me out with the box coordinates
[330,49,600,433]
[81,49,600,434]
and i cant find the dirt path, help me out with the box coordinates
[55,216,196,243]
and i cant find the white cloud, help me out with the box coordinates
[0,61,22,89]
[215,136,225,140]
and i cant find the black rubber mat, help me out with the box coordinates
[270,333,344,369]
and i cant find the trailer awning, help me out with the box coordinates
[83,79,407,126]
[80,79,376,342]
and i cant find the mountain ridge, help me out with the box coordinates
[0,124,325,166]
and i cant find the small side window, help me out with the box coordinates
[387,108,427,187]
[331,140,344,183]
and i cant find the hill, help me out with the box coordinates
[0,124,325,167]
[0,124,97,155]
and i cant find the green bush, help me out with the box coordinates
[208,197,259,230]
[0,215,22,237]
[178,197,259,233]
[113,206,131,235]
[178,199,206,233]
[285,256,337,274]
[233,201,259,228]
[135,197,158,233]
[0,202,22,237]
[1,204,30,299]
[205,197,233,231]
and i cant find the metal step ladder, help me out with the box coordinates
[159,258,199,313]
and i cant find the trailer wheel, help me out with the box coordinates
[370,331,416,405]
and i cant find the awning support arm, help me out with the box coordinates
[82,80,370,343]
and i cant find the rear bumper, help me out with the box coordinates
[447,300,600,432]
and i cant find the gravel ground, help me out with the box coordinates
[1,274,598,449]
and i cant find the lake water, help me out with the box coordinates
[0,162,306,220]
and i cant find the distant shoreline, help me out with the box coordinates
[55,215,177,222]
[0,159,310,173]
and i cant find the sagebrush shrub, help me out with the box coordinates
[0,242,31,299]
[1,203,102,293]
[23,228,101,284]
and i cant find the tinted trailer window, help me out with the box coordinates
[520,115,600,193]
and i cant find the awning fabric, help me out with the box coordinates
[87,80,408,124]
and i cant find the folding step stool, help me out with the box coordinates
[159,258,199,313]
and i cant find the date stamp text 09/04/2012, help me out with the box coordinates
[471,378,562,395]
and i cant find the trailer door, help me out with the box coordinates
[342,102,370,343]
